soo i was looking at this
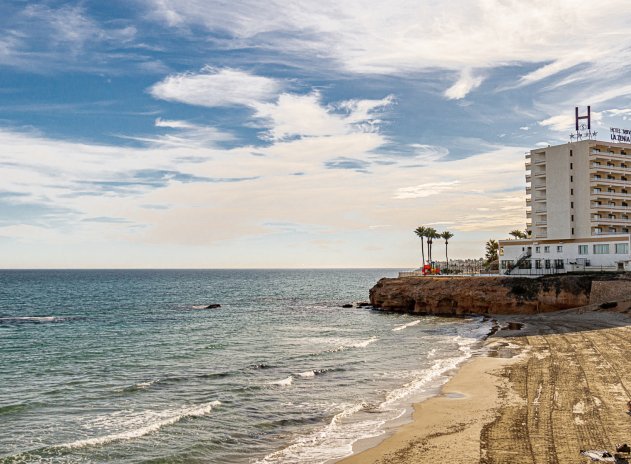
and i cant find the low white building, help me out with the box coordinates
[499,133,631,274]
[500,236,631,274]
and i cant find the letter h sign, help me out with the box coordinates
[575,106,591,131]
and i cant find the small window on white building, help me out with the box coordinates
[556,245,563,252]
[535,246,540,253]
[544,246,550,253]
[593,244,610,254]
[578,245,588,255]
[615,243,629,254]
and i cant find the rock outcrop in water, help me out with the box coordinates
[369,274,631,316]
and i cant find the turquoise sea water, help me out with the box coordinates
[0,269,490,463]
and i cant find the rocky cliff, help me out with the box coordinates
[369,274,631,316]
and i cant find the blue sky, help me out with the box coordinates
[2,0,631,268]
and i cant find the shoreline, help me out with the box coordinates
[337,307,631,464]
[337,336,521,464]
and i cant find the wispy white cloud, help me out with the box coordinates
[143,0,631,100]
[444,69,484,100]
[394,181,460,199]
[149,67,282,107]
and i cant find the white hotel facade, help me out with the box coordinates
[499,139,631,274]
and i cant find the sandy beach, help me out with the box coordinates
[339,305,631,464]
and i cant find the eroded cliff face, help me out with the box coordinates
[369,275,630,315]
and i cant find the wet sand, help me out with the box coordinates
[339,306,631,464]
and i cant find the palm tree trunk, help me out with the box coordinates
[421,238,425,267]
[445,242,449,270]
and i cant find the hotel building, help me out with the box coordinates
[499,139,631,274]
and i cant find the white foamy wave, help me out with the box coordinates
[55,401,221,450]
[297,371,316,378]
[254,401,388,464]
[392,320,421,331]
[329,337,378,352]
[270,376,293,387]
[190,305,208,309]
[256,319,493,464]
[427,348,437,358]
[0,316,63,323]
[348,337,378,348]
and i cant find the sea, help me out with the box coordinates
[0,269,491,463]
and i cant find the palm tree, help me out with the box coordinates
[414,226,427,267]
[440,231,454,270]
[509,229,527,239]
[425,227,438,263]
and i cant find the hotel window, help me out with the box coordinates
[578,245,588,255]
[554,259,564,269]
[570,150,573,156]
[571,188,574,195]
[593,244,610,254]
[535,246,540,253]
[571,215,574,221]
[572,227,575,234]
[535,259,542,269]
[557,245,563,252]
[544,246,550,253]
[571,201,575,208]
[594,227,602,234]
[615,243,629,254]
[594,175,601,179]
[570,163,573,169]
[570,175,574,182]
[545,259,551,269]
[594,188,601,193]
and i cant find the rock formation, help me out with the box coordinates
[369,274,631,316]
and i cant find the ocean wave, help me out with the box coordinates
[392,320,421,331]
[297,367,344,379]
[0,316,73,324]
[325,337,378,353]
[269,376,293,387]
[256,319,491,464]
[54,401,221,450]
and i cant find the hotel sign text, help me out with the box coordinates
[610,127,631,143]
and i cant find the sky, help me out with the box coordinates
[2,0,631,268]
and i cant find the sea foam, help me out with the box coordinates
[392,320,421,331]
[54,401,221,450]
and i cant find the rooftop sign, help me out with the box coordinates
[610,127,631,143]
[570,106,597,141]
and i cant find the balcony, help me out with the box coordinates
[591,150,630,161]
[534,184,547,191]
[592,190,630,199]
[525,186,532,195]
[591,203,630,211]
[591,217,631,224]
[535,221,548,226]
[525,174,531,183]
[534,171,546,178]
[590,178,630,187]
[591,164,629,174]
[533,159,546,165]
[592,230,630,236]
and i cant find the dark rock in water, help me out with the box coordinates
[599,301,618,309]
[341,304,353,308]
[356,302,372,307]
[205,304,221,309]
